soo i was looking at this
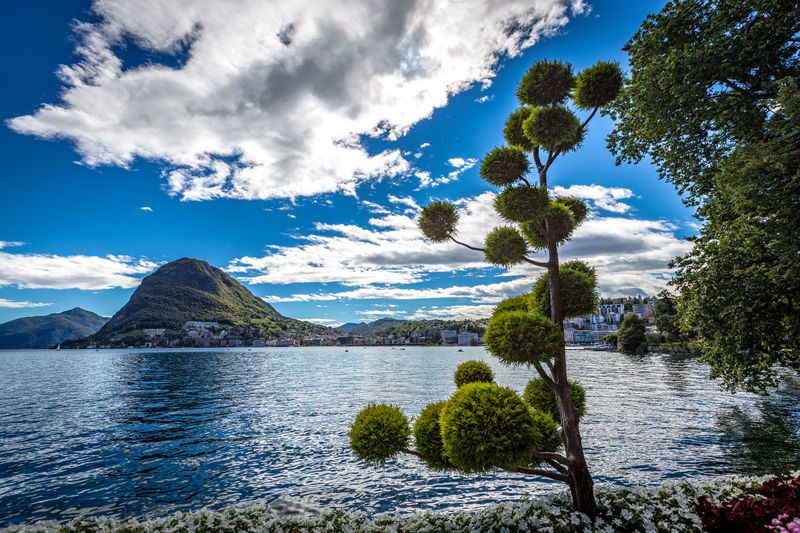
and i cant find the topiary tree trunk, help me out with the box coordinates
[349,59,622,518]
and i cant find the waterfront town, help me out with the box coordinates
[83,296,658,349]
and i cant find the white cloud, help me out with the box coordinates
[0,251,157,290]
[0,242,24,250]
[0,298,52,309]
[475,94,494,103]
[357,309,405,317]
[419,142,431,149]
[552,184,635,213]
[387,195,420,211]
[408,304,496,320]
[139,206,153,212]
[9,0,583,201]
[417,157,478,188]
[239,188,691,304]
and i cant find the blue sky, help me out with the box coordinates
[0,0,694,326]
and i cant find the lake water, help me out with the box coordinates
[0,347,798,527]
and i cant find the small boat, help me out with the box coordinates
[457,349,464,352]
[345,349,349,352]
[56,344,61,351]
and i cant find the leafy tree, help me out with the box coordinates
[608,0,800,392]
[618,313,648,354]
[350,58,622,516]
[602,332,618,345]
[654,291,682,344]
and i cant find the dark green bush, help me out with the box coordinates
[520,202,577,249]
[412,401,451,470]
[503,107,536,151]
[418,202,459,242]
[524,378,587,421]
[484,227,528,266]
[492,293,534,318]
[573,61,623,109]
[618,313,648,354]
[523,106,581,151]
[516,60,574,106]
[439,382,553,471]
[484,310,562,364]
[349,404,409,463]
[532,262,597,319]
[454,360,494,388]
[555,196,589,225]
[480,147,529,187]
[494,185,548,223]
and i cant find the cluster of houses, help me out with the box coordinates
[115,297,659,349]
[564,297,658,344]
[134,321,484,348]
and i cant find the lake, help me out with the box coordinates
[0,347,798,527]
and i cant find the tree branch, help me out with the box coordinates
[522,256,550,268]
[401,447,424,458]
[533,148,544,172]
[532,451,571,466]
[509,466,569,482]
[532,361,556,388]
[580,106,600,130]
[449,236,485,252]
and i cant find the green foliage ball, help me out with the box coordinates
[480,147,530,186]
[517,60,574,106]
[454,360,494,388]
[573,61,623,109]
[349,404,410,463]
[523,106,581,151]
[484,227,528,267]
[439,382,551,471]
[492,293,534,318]
[412,401,451,470]
[523,378,587,421]
[418,201,458,242]
[484,310,562,364]
[494,185,548,223]
[532,262,597,319]
[520,202,577,249]
[503,107,536,151]
[528,407,562,454]
[555,196,589,225]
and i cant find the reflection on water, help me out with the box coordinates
[0,347,797,526]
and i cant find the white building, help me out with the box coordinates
[457,332,480,346]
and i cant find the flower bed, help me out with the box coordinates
[4,473,798,532]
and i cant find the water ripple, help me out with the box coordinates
[0,347,798,526]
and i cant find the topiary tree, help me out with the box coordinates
[349,58,621,516]
[618,313,648,354]
[453,360,494,388]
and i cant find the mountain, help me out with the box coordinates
[85,257,308,345]
[338,318,402,336]
[0,308,108,349]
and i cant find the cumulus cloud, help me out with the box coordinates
[408,304,497,320]
[0,242,24,249]
[552,184,635,213]
[242,188,692,311]
[0,298,52,309]
[475,94,494,103]
[139,206,153,212]
[417,157,477,188]
[0,251,158,290]
[9,0,584,201]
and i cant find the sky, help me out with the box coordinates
[0,0,696,327]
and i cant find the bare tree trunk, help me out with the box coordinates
[547,237,598,518]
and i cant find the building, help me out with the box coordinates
[457,332,480,346]
[441,330,458,344]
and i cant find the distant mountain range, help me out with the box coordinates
[338,317,488,338]
[77,257,320,346]
[0,308,108,349]
[337,318,403,336]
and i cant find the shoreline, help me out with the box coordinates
[2,472,795,532]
